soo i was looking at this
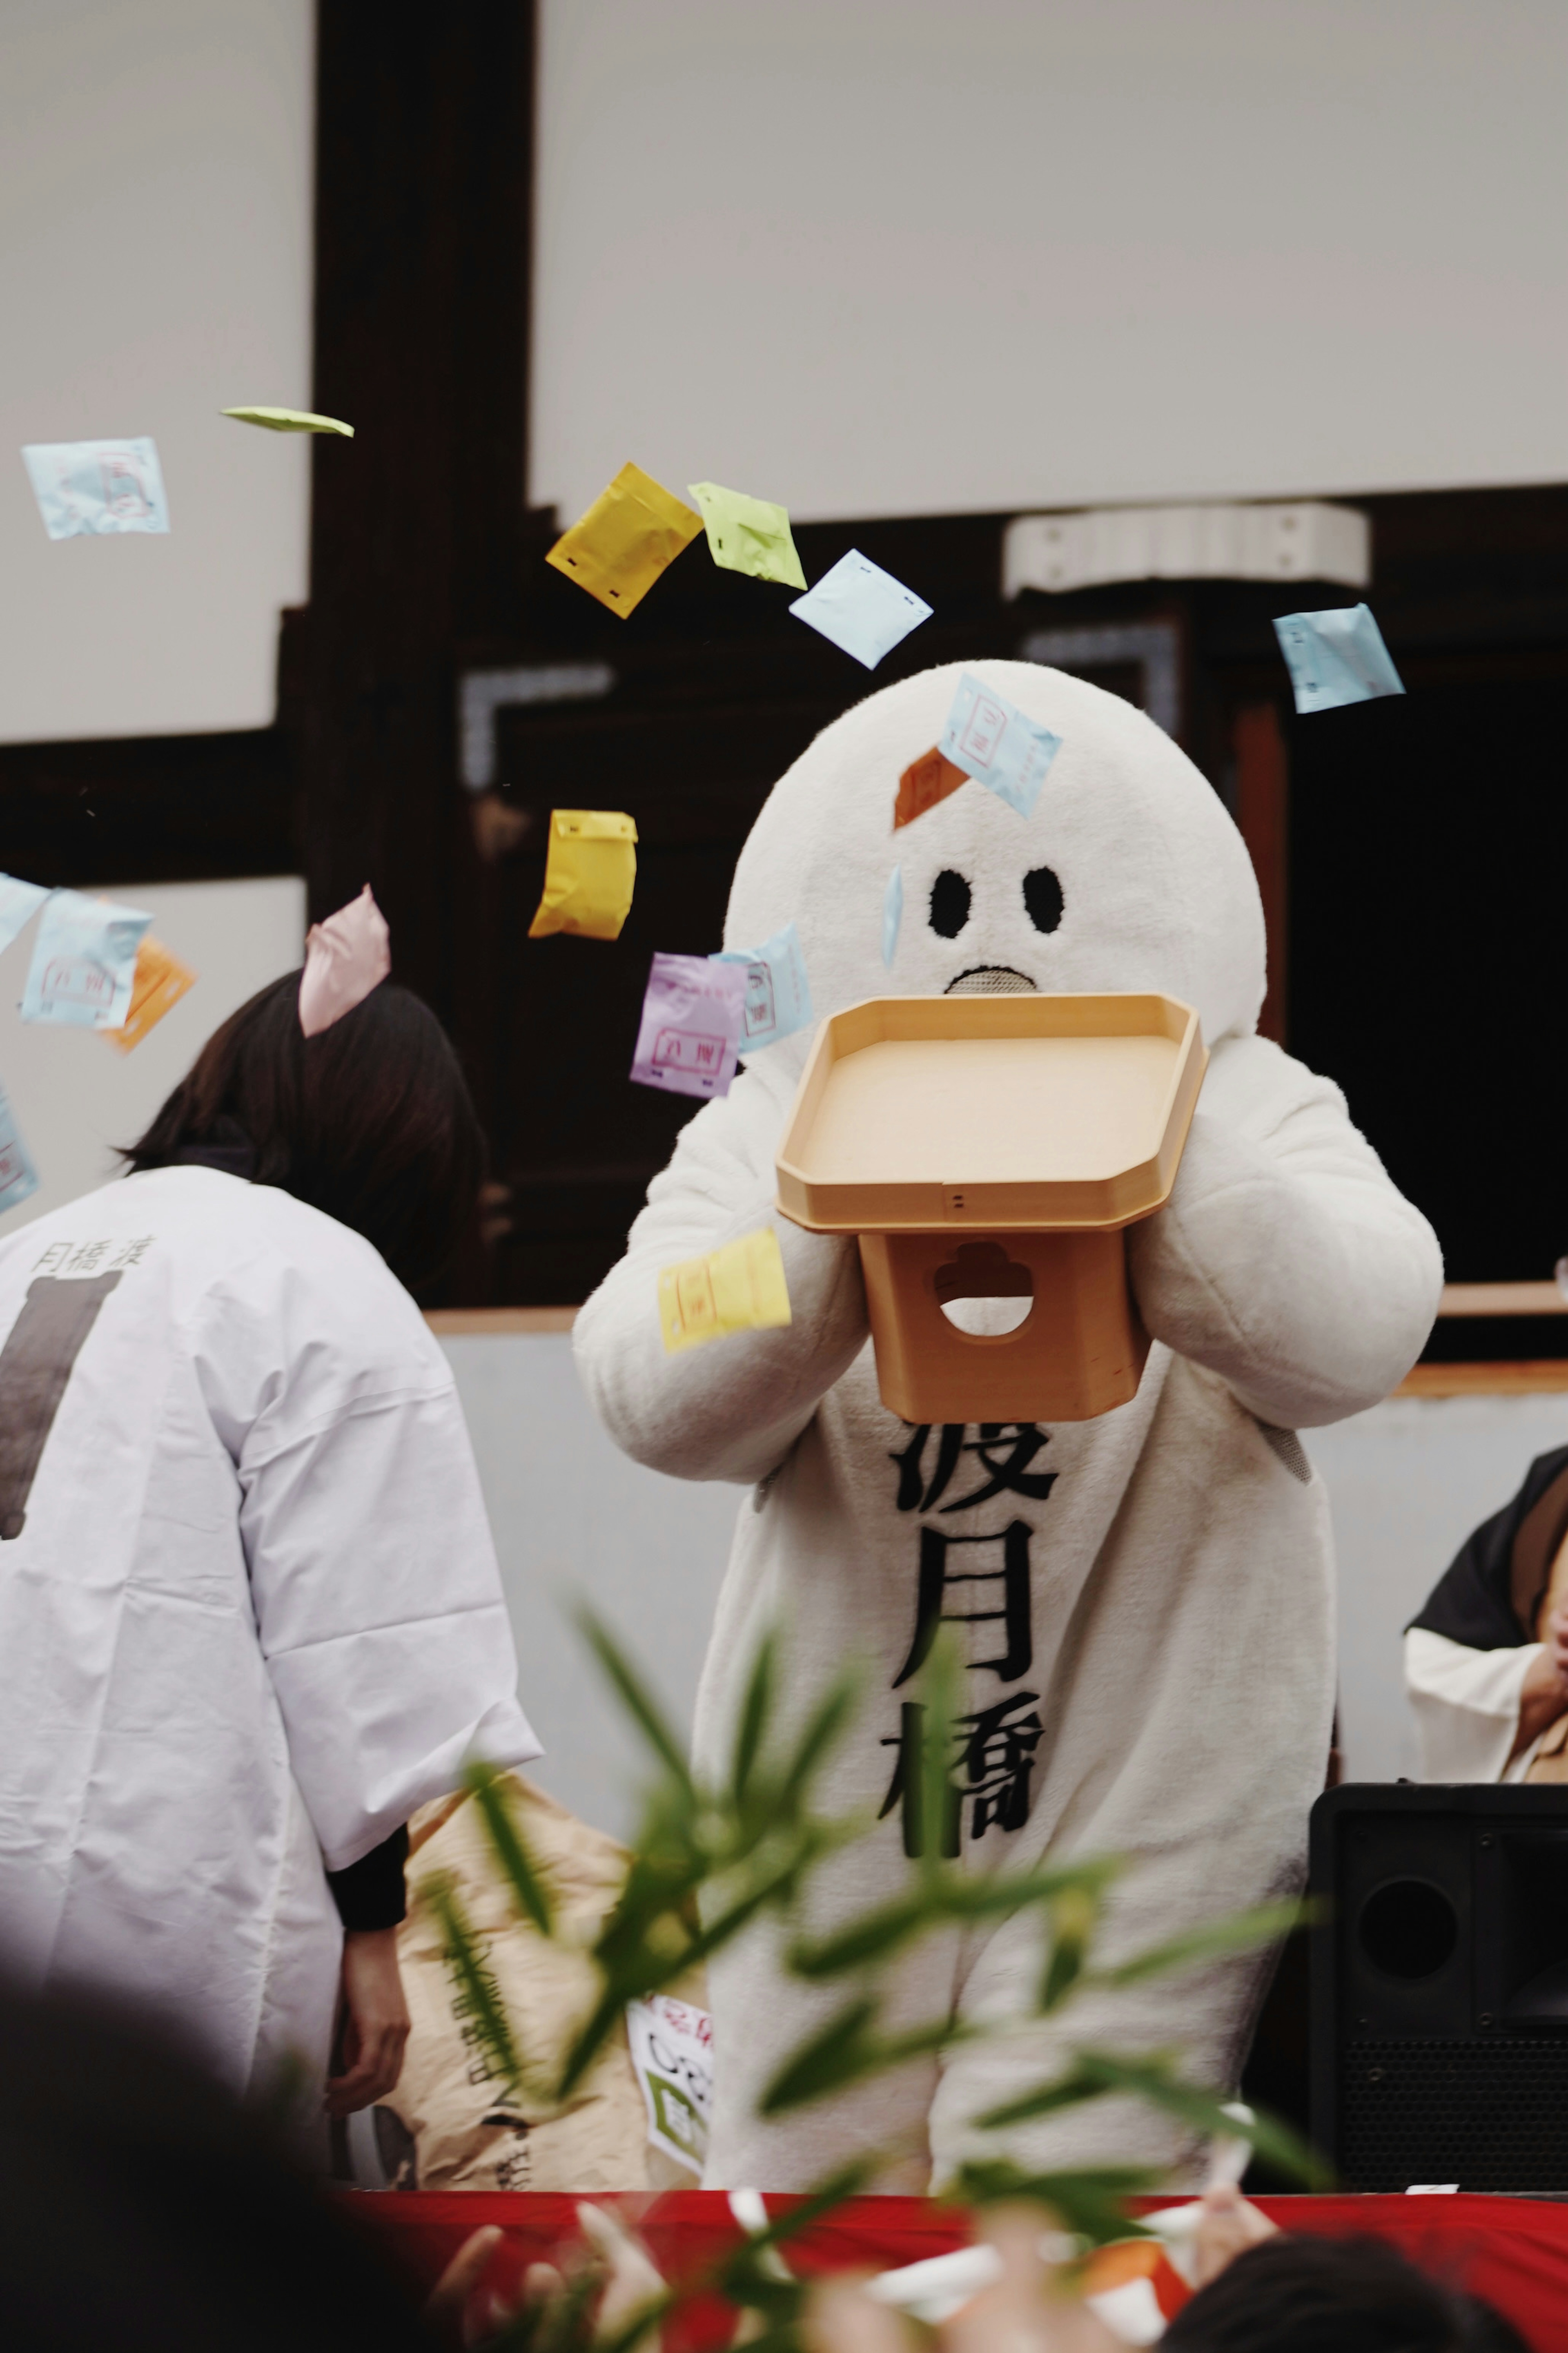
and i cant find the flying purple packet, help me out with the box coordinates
[631,953,747,1100]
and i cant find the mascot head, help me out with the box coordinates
[724,659,1266,1066]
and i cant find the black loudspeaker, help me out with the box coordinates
[1312,1783,1568,2190]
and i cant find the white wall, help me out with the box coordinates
[532,0,1568,529]
[0,0,314,744]
[440,1332,1568,1835]
[0,874,305,1229]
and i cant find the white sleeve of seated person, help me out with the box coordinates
[573,1057,871,1488]
[1404,1625,1540,1784]
[197,1256,539,1873]
[1126,1035,1443,1431]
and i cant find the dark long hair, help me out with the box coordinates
[122,973,483,1294]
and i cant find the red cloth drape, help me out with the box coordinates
[346,2189,1568,2352]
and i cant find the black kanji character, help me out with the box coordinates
[960,1692,1045,1838]
[893,1520,1033,1686]
[890,1423,1056,1514]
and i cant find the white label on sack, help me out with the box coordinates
[626,1994,713,2173]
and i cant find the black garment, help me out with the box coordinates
[324,1826,409,1932]
[1409,1445,1568,1652]
[168,1123,259,1182]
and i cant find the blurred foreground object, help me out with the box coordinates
[789,549,932,668]
[657,1227,793,1354]
[21,889,151,1032]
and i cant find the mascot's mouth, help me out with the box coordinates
[944,965,1038,996]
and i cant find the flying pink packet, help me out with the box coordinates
[298,884,391,1037]
[630,953,746,1100]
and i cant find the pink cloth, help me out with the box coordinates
[298,885,391,1037]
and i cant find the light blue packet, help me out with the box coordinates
[21,438,170,538]
[789,550,932,669]
[883,865,903,968]
[940,673,1063,819]
[0,1082,38,1218]
[1273,603,1404,714]
[0,874,49,956]
[711,919,814,1051]
[21,889,152,1030]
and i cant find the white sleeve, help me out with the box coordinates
[240,1383,539,1870]
[573,1059,869,1486]
[1404,1626,1538,1784]
[1125,1036,1443,1430]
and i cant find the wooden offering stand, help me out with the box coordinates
[775,992,1206,1423]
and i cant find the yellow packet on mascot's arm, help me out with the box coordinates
[546,462,703,618]
[528,811,638,941]
[658,1227,793,1355]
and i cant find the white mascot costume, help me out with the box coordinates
[574,660,1441,2191]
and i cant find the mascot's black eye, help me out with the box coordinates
[1023,866,1064,934]
[929,869,971,939]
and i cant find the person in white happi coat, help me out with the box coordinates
[0,970,539,2123]
[1405,1447,1568,1784]
[573,660,1443,2191]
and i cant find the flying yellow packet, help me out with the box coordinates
[687,481,807,590]
[528,810,638,941]
[658,1226,793,1354]
[222,406,354,436]
[546,463,703,617]
[106,935,197,1053]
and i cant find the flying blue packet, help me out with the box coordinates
[1273,603,1404,714]
[0,874,49,957]
[21,889,152,1030]
[710,921,813,1052]
[789,550,932,669]
[940,673,1063,819]
[0,1082,38,1219]
[883,865,904,968]
[21,438,170,538]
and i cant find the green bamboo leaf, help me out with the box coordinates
[982,2049,1329,2187]
[731,1632,777,1802]
[758,1996,879,2114]
[955,2159,1163,2247]
[423,1873,521,2095]
[465,1759,554,1937]
[774,1664,861,1812]
[786,1894,928,1979]
[578,1607,695,1794]
[1088,1898,1311,1991]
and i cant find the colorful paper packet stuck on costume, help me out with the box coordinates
[529,810,638,941]
[21,890,152,1030]
[895,747,968,830]
[0,874,49,956]
[657,1225,793,1354]
[1273,603,1405,715]
[546,463,703,618]
[21,439,169,538]
[788,549,931,669]
[298,885,391,1038]
[687,481,807,590]
[222,406,354,435]
[882,865,903,968]
[631,953,747,1100]
[940,672,1062,819]
[0,1082,38,1219]
[106,936,197,1053]
[710,919,813,1051]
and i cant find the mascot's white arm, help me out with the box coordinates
[1127,1032,1443,1429]
[573,1057,868,1485]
